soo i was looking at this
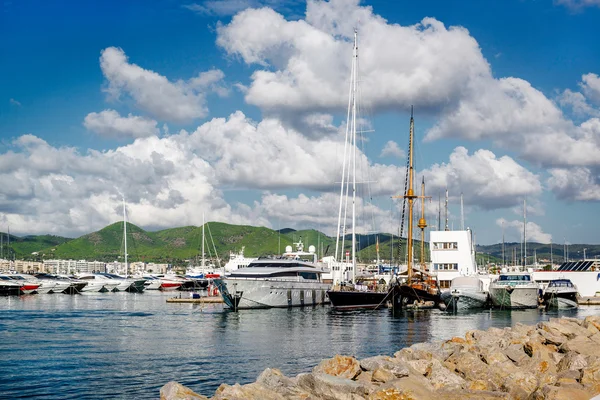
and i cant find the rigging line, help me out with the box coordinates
[206,222,221,268]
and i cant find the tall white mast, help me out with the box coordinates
[351,29,358,283]
[502,220,505,267]
[123,198,128,276]
[523,198,527,268]
[334,30,357,269]
[202,213,205,268]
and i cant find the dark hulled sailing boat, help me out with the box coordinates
[326,30,392,310]
[394,110,441,308]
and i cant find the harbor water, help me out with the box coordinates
[1,292,599,399]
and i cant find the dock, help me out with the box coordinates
[166,296,223,304]
[578,297,600,305]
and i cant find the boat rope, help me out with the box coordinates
[373,287,395,310]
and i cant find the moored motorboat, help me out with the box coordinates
[489,272,539,309]
[0,274,40,294]
[543,279,578,309]
[441,276,488,311]
[0,275,24,296]
[214,258,329,309]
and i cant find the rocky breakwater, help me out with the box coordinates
[161,316,600,400]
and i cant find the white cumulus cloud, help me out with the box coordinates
[380,141,405,158]
[496,218,552,244]
[83,110,159,139]
[421,147,542,210]
[99,47,226,123]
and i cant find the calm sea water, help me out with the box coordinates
[1,292,598,399]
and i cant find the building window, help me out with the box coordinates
[433,263,458,270]
[433,242,458,250]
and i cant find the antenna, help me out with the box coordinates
[460,192,464,231]
[437,193,441,231]
[444,189,449,231]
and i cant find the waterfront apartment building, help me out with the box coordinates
[0,259,44,273]
[43,259,105,274]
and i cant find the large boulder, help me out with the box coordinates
[297,372,372,400]
[425,358,466,390]
[160,381,208,400]
[367,375,435,400]
[255,368,310,399]
[210,382,284,400]
[314,355,362,380]
[360,355,409,378]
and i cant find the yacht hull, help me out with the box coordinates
[442,289,488,311]
[544,292,578,309]
[215,278,329,309]
[489,286,539,309]
[327,290,389,310]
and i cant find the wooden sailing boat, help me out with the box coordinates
[326,30,393,310]
[394,109,441,309]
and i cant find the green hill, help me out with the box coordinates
[4,223,598,266]
[0,232,71,260]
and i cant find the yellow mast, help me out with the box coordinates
[405,107,416,283]
[418,176,428,271]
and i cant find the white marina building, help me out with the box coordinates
[429,229,480,290]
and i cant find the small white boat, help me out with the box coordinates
[489,272,539,309]
[441,276,488,311]
[141,275,182,291]
[0,274,40,294]
[11,274,58,294]
[543,279,578,309]
[76,273,120,292]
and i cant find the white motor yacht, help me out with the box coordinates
[0,274,40,294]
[213,259,330,309]
[489,272,540,309]
[441,276,488,311]
[76,273,120,293]
[11,274,61,294]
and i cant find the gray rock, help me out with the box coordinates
[557,351,588,373]
[160,381,208,400]
[297,372,372,400]
[359,355,409,378]
[504,343,529,365]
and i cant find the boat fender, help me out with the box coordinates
[212,287,219,297]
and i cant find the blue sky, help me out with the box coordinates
[1,0,599,247]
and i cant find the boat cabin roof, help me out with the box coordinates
[499,274,531,281]
[548,279,574,287]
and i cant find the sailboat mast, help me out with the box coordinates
[334,30,357,274]
[418,177,427,268]
[123,198,128,276]
[405,107,416,282]
[502,220,505,267]
[202,213,205,268]
[523,198,527,268]
[444,189,449,231]
[351,29,358,283]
